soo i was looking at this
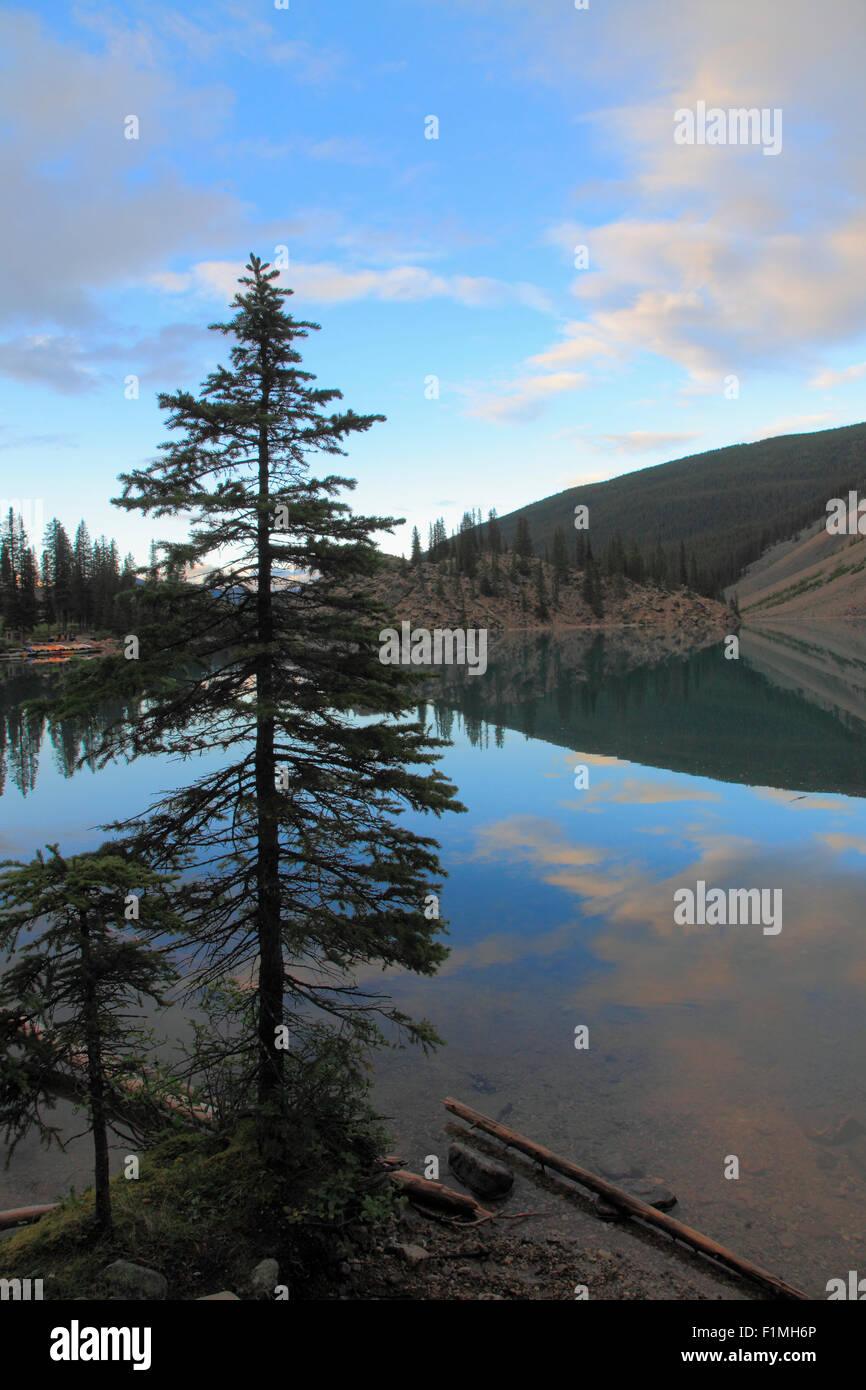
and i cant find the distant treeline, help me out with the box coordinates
[411,506,706,605]
[0,508,138,640]
[427,421,866,599]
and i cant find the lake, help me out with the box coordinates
[3,622,866,1298]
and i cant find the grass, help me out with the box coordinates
[0,1118,395,1300]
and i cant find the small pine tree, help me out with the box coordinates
[410,526,422,567]
[0,844,182,1233]
[582,554,604,618]
[574,529,587,570]
[535,562,550,621]
[515,515,533,556]
[552,526,569,583]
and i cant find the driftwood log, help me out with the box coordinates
[0,1203,60,1231]
[444,1097,808,1300]
[390,1169,493,1220]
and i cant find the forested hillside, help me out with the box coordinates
[479,421,866,598]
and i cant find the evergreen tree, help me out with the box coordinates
[574,529,587,570]
[71,521,92,627]
[534,561,550,621]
[603,528,626,577]
[650,536,668,587]
[515,515,533,561]
[17,535,38,634]
[551,526,569,583]
[47,254,464,1116]
[456,511,478,578]
[410,526,422,567]
[514,515,534,576]
[486,508,502,556]
[626,538,644,584]
[1,511,38,641]
[582,551,604,618]
[429,517,449,563]
[0,844,181,1233]
[119,553,138,593]
[0,508,20,638]
[42,519,74,629]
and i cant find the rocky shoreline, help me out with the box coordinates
[324,1205,765,1301]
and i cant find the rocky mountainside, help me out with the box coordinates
[364,559,734,640]
[726,517,866,620]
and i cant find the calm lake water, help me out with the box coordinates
[3,622,866,1298]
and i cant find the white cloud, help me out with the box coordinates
[582,430,701,455]
[467,372,588,422]
[752,413,838,440]
[0,11,243,330]
[150,259,552,311]
[810,362,866,390]
[457,0,866,413]
[0,334,104,394]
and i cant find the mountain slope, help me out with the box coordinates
[726,518,866,619]
[490,421,866,592]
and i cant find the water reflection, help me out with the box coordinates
[4,626,866,1296]
[420,626,866,797]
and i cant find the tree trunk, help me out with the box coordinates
[255,365,284,1108]
[80,912,112,1234]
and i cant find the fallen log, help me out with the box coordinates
[390,1169,493,1221]
[444,1098,808,1301]
[0,1203,60,1231]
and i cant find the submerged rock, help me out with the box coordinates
[593,1179,677,1221]
[448,1141,514,1199]
[597,1153,646,1181]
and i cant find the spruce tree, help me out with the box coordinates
[42,519,74,630]
[534,561,550,621]
[574,529,587,570]
[410,526,422,567]
[551,526,569,583]
[0,844,181,1233]
[46,254,463,1113]
[17,536,38,635]
[515,515,533,568]
[456,511,478,578]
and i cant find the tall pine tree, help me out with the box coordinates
[48,254,464,1114]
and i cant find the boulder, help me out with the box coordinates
[197,1291,240,1300]
[448,1141,513,1200]
[103,1260,168,1301]
[386,1241,430,1267]
[629,1179,677,1210]
[250,1258,280,1295]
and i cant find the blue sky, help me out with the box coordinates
[1,0,865,562]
